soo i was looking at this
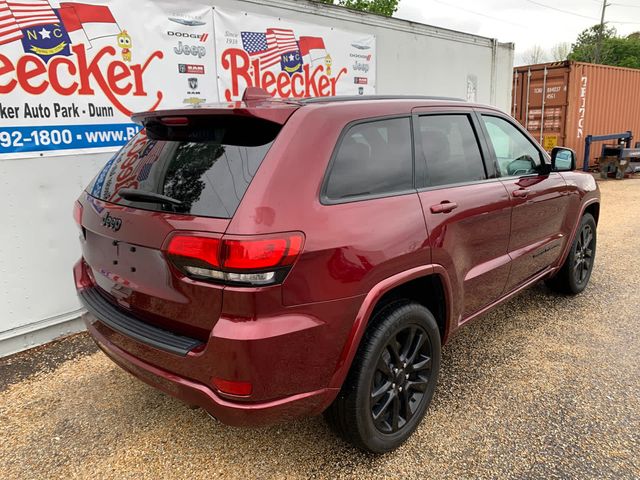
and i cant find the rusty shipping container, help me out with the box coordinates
[512,61,640,168]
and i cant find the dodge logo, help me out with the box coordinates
[102,212,122,232]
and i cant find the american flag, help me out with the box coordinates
[0,1,22,45]
[0,0,60,45]
[241,28,298,69]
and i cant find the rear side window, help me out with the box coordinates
[418,114,486,187]
[324,117,413,201]
[87,117,279,218]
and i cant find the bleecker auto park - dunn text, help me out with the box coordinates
[0,102,114,119]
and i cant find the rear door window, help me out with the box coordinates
[417,114,486,187]
[87,118,278,219]
[324,117,413,201]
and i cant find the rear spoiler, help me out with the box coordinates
[131,88,299,126]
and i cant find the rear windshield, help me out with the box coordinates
[87,117,279,218]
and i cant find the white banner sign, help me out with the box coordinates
[0,0,217,159]
[213,7,376,102]
[0,2,377,159]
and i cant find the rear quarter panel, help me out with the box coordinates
[227,102,432,305]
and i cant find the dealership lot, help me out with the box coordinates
[1,178,638,479]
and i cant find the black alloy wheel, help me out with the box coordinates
[370,324,432,434]
[545,212,597,295]
[573,222,595,286]
[324,301,441,453]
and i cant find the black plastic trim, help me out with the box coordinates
[79,287,203,356]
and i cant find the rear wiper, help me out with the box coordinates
[118,188,183,206]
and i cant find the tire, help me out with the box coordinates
[545,213,597,295]
[324,300,441,453]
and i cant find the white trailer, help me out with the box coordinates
[0,0,513,356]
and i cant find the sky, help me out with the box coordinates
[394,0,640,64]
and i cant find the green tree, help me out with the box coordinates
[605,35,640,69]
[568,24,617,64]
[569,25,640,69]
[316,0,400,17]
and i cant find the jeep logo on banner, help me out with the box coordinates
[213,8,376,101]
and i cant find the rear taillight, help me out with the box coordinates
[165,232,304,286]
[159,116,189,126]
[73,201,83,227]
[167,236,221,267]
[222,236,303,269]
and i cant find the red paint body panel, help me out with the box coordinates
[89,322,337,426]
[418,181,512,321]
[75,98,599,426]
[500,172,570,290]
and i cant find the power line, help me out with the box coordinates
[588,0,640,8]
[584,0,640,9]
[430,0,528,28]
[521,0,640,25]
[608,17,640,25]
[611,2,640,8]
[521,0,599,20]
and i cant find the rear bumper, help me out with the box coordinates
[85,314,337,426]
[79,286,203,356]
[74,256,362,424]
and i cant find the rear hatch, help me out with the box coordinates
[79,103,297,341]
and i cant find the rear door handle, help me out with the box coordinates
[512,188,531,198]
[430,201,458,214]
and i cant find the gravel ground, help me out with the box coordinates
[1,179,639,479]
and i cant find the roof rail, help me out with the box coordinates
[300,95,466,103]
[238,88,466,105]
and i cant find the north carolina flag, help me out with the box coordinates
[299,36,326,64]
[58,1,120,45]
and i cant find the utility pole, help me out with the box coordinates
[594,0,609,64]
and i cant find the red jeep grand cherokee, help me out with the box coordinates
[74,92,599,453]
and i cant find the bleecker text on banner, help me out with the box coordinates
[213,7,376,101]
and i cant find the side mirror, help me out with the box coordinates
[551,147,576,172]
